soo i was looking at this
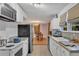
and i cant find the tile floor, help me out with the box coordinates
[33,38,48,45]
[28,45,51,56]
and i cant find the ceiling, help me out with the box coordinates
[18,3,69,23]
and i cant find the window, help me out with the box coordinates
[72,24,79,31]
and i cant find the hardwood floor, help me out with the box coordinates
[33,38,48,45]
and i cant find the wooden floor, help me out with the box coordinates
[32,38,48,45]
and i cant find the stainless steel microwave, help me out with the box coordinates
[0,3,16,22]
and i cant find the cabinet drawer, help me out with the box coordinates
[68,4,79,20]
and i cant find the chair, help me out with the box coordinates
[35,32,43,40]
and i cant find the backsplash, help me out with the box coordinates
[0,20,18,39]
[62,31,79,40]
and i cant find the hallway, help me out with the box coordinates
[29,45,51,56]
[33,38,48,45]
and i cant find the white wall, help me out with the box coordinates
[0,20,6,39]
[0,3,27,39]
[40,23,48,39]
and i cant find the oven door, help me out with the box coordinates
[10,43,23,56]
[15,48,22,56]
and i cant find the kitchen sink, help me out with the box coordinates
[59,41,76,47]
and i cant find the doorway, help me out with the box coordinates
[32,23,48,45]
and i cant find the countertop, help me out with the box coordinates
[0,42,23,51]
[0,37,28,51]
[49,35,79,53]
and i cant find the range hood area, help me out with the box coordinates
[0,3,16,22]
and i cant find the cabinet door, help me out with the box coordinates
[23,39,28,56]
[49,38,58,56]
[55,43,61,56]
[53,41,57,55]
[49,38,53,55]
[10,43,23,56]
[49,37,70,56]
[49,37,56,55]
[60,46,70,56]
[51,39,56,55]
[68,4,79,20]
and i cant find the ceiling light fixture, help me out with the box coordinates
[32,3,41,8]
[31,21,41,23]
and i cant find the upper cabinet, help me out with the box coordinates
[0,3,16,22]
[59,12,67,26]
[68,4,79,22]
[5,3,27,22]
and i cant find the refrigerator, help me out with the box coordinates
[18,24,33,53]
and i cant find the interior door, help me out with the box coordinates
[34,24,40,34]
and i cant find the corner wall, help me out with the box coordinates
[40,23,48,39]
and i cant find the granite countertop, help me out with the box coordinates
[49,35,79,53]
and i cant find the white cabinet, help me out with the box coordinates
[49,37,70,56]
[8,3,27,22]
[22,38,28,56]
[10,43,23,56]
[0,39,28,56]
[49,37,54,55]
[49,36,79,56]
[0,42,23,56]
[23,40,28,56]
[59,45,69,56]
[68,4,79,21]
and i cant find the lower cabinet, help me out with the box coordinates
[59,46,70,56]
[0,38,28,56]
[0,43,23,56]
[22,38,28,56]
[49,37,69,56]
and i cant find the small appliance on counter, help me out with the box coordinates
[52,29,62,37]
[0,39,7,47]
[14,37,21,43]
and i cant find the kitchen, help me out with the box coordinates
[0,3,79,56]
[49,3,79,56]
[0,3,30,56]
